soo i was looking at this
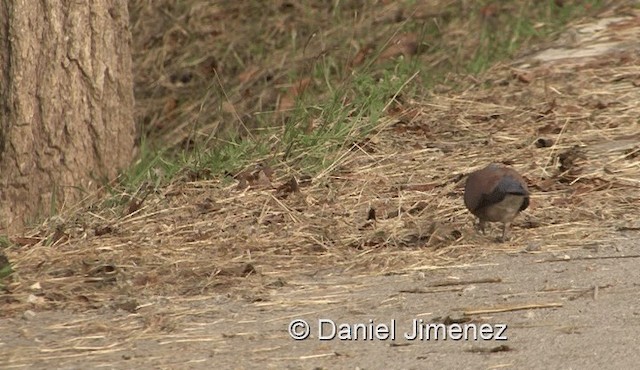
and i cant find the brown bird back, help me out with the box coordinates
[464,163,530,217]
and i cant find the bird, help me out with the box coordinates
[463,163,530,241]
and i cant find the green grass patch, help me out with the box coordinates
[125,0,607,192]
[0,236,13,284]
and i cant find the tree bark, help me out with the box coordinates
[0,1,135,232]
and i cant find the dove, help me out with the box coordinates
[463,163,530,241]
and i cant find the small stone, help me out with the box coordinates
[22,310,36,320]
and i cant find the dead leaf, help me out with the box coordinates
[259,164,274,179]
[115,299,139,313]
[350,45,374,67]
[162,97,178,115]
[237,65,261,84]
[350,137,377,153]
[540,98,557,115]
[256,170,272,187]
[378,33,418,62]
[535,178,561,192]
[558,145,585,173]
[235,169,253,190]
[537,123,561,135]
[94,226,114,237]
[276,176,300,198]
[512,68,534,83]
[388,105,421,122]
[196,198,222,214]
[127,197,145,215]
[235,164,274,190]
[217,263,257,277]
[11,237,42,247]
[198,56,218,77]
[480,3,500,18]
[386,208,405,219]
[221,101,236,114]
[277,77,312,112]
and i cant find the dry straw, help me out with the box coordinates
[6,52,640,316]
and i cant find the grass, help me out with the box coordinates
[2,0,614,280]
[464,1,606,73]
[125,0,608,194]
[0,0,609,246]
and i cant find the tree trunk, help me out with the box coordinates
[0,1,135,232]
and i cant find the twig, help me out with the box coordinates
[430,277,502,287]
[464,302,563,315]
[399,286,464,294]
[538,254,640,263]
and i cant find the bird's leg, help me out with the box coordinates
[500,222,511,242]
[479,220,487,235]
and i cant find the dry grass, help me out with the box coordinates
[5,49,640,314]
[128,0,423,146]
[3,1,640,318]
[127,0,608,147]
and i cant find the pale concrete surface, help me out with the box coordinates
[2,240,639,369]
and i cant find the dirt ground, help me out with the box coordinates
[3,241,640,369]
[3,5,640,370]
[0,240,640,369]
